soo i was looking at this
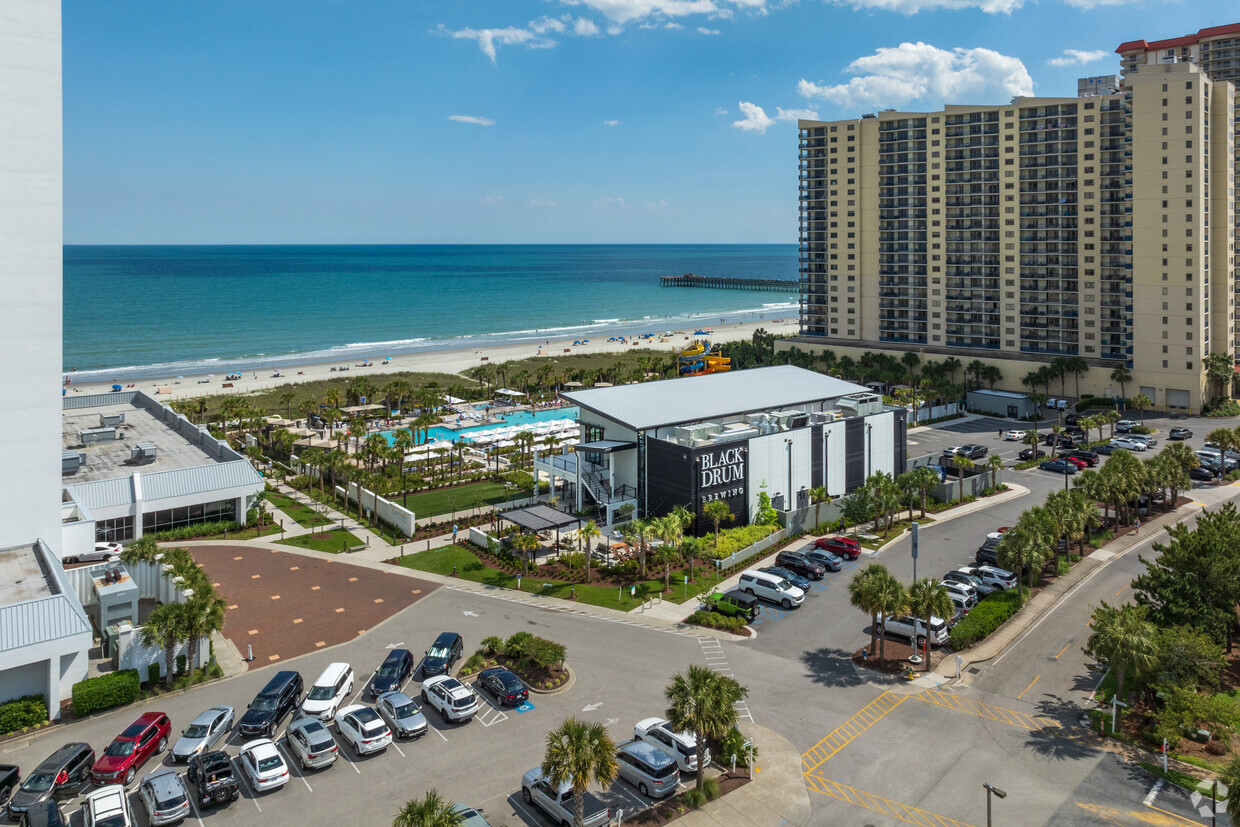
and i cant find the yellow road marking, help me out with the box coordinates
[804,772,976,826]
[1076,801,1201,825]
[801,691,905,772]
[1054,642,1071,660]
[1114,584,1128,597]
[1016,675,1040,700]
[918,689,1050,730]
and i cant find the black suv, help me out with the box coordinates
[6,743,93,821]
[238,670,303,738]
[368,648,415,698]
[774,551,826,580]
[422,632,464,678]
[185,751,239,808]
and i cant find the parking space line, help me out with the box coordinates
[804,772,975,827]
[231,760,263,812]
[185,792,206,827]
[801,691,904,773]
[392,743,406,758]
[431,724,448,742]
[276,741,314,790]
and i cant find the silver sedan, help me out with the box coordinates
[376,691,428,739]
[171,706,234,762]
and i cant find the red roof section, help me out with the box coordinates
[1117,22,1240,54]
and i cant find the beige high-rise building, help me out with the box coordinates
[788,59,1237,412]
[1117,23,1240,85]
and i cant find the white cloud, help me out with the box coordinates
[441,24,555,63]
[643,199,670,212]
[713,106,729,116]
[776,106,818,121]
[562,0,722,25]
[603,119,621,126]
[1062,0,1134,8]
[594,196,628,208]
[574,17,601,35]
[1047,48,1112,66]
[798,42,1033,111]
[449,115,496,126]
[664,21,685,29]
[529,16,568,33]
[732,101,776,133]
[480,195,504,205]
[824,0,1021,15]
[698,26,721,34]
[529,199,558,207]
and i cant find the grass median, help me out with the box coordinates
[391,544,721,612]
[396,481,519,519]
[275,528,363,554]
[266,489,334,528]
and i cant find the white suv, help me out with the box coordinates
[633,718,709,773]
[82,785,133,827]
[966,565,1017,592]
[300,662,354,722]
[878,614,950,648]
[420,676,479,723]
[938,580,978,608]
[1109,437,1147,452]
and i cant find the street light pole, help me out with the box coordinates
[983,783,1006,827]
[911,521,919,582]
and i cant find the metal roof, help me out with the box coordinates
[561,366,871,431]
[0,595,91,652]
[499,505,582,532]
[573,440,636,453]
[66,460,262,510]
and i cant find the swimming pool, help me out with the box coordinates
[382,405,580,445]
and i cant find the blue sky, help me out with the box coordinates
[65,0,1234,244]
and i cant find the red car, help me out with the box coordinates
[1060,456,1088,469]
[814,536,861,560]
[91,712,171,786]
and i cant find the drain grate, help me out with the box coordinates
[968,667,981,674]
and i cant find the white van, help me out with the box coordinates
[300,662,355,722]
[738,569,805,609]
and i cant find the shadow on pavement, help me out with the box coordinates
[800,646,867,688]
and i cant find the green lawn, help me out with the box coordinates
[392,545,723,611]
[275,529,363,554]
[195,524,283,541]
[396,482,521,518]
[1137,762,1203,792]
[266,489,333,528]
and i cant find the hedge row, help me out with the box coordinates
[0,694,48,734]
[686,610,748,632]
[72,670,141,717]
[144,520,242,541]
[949,590,1022,649]
[701,524,779,561]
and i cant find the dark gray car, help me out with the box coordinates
[6,743,93,821]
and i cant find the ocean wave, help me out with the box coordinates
[341,337,430,349]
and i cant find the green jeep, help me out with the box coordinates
[703,589,760,622]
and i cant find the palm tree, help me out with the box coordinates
[578,520,600,582]
[909,465,939,518]
[996,507,1054,603]
[1110,366,1131,401]
[702,500,734,551]
[870,569,909,664]
[808,485,831,530]
[1044,489,1088,571]
[942,356,962,387]
[986,454,1004,490]
[139,602,188,688]
[181,588,227,677]
[119,536,161,567]
[1130,393,1152,425]
[664,666,748,790]
[848,563,887,659]
[540,718,618,827]
[392,429,415,505]
[906,578,954,661]
[392,789,463,827]
[278,391,296,420]
[653,515,683,591]
[953,456,975,497]
[1083,601,1159,701]
[512,531,540,576]
[981,364,1003,390]
[1064,356,1088,401]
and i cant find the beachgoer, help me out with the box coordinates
[452,523,458,543]
[1134,518,1141,531]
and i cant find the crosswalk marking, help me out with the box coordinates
[800,691,904,773]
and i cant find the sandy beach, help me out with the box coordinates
[65,317,801,401]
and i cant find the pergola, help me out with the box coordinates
[497,504,581,559]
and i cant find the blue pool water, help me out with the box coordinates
[382,406,580,445]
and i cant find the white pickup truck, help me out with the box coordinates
[521,768,611,827]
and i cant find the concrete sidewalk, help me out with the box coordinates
[671,723,810,827]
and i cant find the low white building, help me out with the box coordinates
[0,542,92,716]
[61,391,265,557]
[537,365,907,532]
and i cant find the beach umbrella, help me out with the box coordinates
[111,384,122,391]
[206,373,215,378]
[176,375,183,379]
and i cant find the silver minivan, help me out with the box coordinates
[738,570,805,609]
[616,740,680,799]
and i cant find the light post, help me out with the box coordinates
[911,520,919,581]
[866,423,873,477]
[983,782,1006,826]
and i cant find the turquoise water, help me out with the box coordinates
[382,406,580,445]
[62,244,799,378]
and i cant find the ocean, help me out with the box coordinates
[63,245,798,380]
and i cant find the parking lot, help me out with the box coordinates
[1,584,711,827]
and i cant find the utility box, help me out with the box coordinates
[100,412,126,428]
[131,443,158,462]
[79,426,117,445]
[92,563,139,630]
[62,451,86,475]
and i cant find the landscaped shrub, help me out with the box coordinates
[948,590,1022,649]
[717,726,758,767]
[176,654,188,676]
[700,525,778,560]
[0,694,48,734]
[460,652,486,676]
[72,670,141,717]
[480,636,504,655]
[686,610,747,632]
[1130,425,1154,435]
[146,663,160,686]
[144,520,243,541]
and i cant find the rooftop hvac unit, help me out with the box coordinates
[79,426,117,445]
[837,393,884,417]
[714,428,758,444]
[99,412,126,428]
[131,442,158,462]
[771,409,810,429]
[62,451,86,475]
[92,563,139,630]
